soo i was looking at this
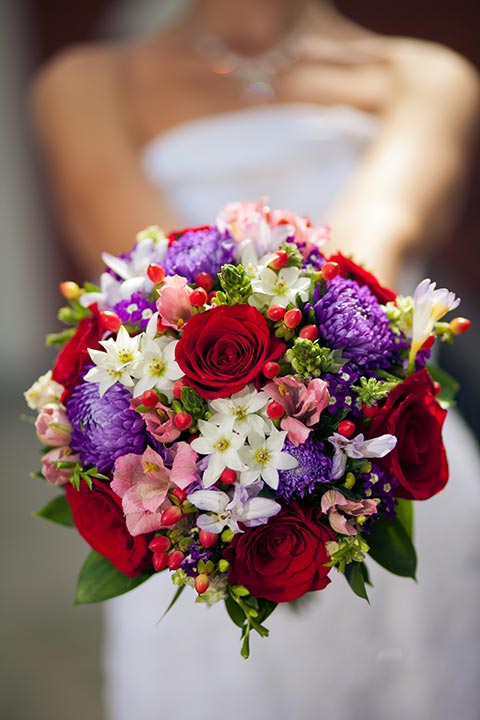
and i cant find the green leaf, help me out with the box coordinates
[158,585,185,623]
[256,599,277,624]
[33,494,74,527]
[368,517,417,579]
[427,364,459,405]
[225,595,247,628]
[345,562,370,602]
[74,551,151,605]
[395,498,414,540]
[241,632,250,659]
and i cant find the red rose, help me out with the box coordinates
[52,304,104,395]
[368,369,448,500]
[65,479,151,577]
[328,252,396,304]
[224,502,334,602]
[175,305,286,399]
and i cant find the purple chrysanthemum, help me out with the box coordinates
[114,291,157,329]
[66,379,147,473]
[163,227,234,283]
[277,438,332,501]
[314,276,397,370]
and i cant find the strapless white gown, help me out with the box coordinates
[104,104,480,720]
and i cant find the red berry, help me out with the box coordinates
[152,552,168,571]
[167,550,185,570]
[146,264,165,284]
[149,536,171,553]
[263,361,280,379]
[284,308,302,329]
[195,272,214,292]
[322,261,340,281]
[299,324,319,341]
[194,573,210,594]
[267,401,285,420]
[267,304,286,322]
[99,311,122,333]
[141,389,158,407]
[172,486,188,503]
[362,404,379,418]
[450,317,471,335]
[189,287,208,306]
[161,505,183,527]
[269,251,289,270]
[338,420,356,438]
[421,334,436,351]
[220,468,237,485]
[173,379,188,400]
[174,412,193,431]
[199,530,218,548]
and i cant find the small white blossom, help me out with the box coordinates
[409,278,460,367]
[84,325,142,396]
[131,316,182,399]
[209,385,271,437]
[250,266,311,310]
[24,371,64,410]
[191,420,248,487]
[328,432,397,480]
[188,482,281,534]
[239,428,298,490]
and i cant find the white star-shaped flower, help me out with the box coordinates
[239,428,298,490]
[209,385,271,437]
[84,325,142,396]
[191,420,248,488]
[250,265,311,310]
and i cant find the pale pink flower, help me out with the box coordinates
[111,443,198,535]
[156,275,193,329]
[321,489,378,536]
[270,209,330,254]
[264,377,330,445]
[35,403,72,446]
[41,446,81,486]
[131,397,180,444]
[216,198,267,241]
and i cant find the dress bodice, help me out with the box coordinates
[140,103,379,224]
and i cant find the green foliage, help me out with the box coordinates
[427,364,459,406]
[352,376,399,406]
[74,551,151,605]
[395,498,414,540]
[60,464,109,491]
[224,586,277,659]
[33,494,74,527]
[345,561,371,602]
[367,517,417,579]
[46,328,76,349]
[286,338,344,377]
[216,264,252,305]
[180,386,208,420]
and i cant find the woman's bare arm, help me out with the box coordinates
[325,39,480,286]
[30,47,181,278]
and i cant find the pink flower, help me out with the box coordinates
[111,443,198,536]
[35,403,72,446]
[264,377,330,445]
[41,446,81,486]
[320,490,378,536]
[131,397,180,444]
[270,209,330,255]
[216,199,267,242]
[156,275,193,329]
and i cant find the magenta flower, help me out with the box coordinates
[156,275,193,329]
[264,377,329,445]
[41,446,80,486]
[35,403,72,446]
[131,397,180,444]
[321,490,378,536]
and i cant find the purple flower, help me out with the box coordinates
[362,461,399,529]
[181,540,214,578]
[323,362,362,416]
[314,277,397,370]
[114,291,157,329]
[277,438,332,501]
[66,378,147,473]
[163,227,234,283]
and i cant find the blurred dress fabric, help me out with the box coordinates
[104,104,480,720]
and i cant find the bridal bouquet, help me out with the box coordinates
[26,199,470,657]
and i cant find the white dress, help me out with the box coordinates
[104,104,480,720]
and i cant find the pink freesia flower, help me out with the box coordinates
[41,446,81,486]
[111,443,199,536]
[264,377,330,445]
[131,397,180,444]
[156,275,193,329]
[35,403,72,446]
[321,489,378,536]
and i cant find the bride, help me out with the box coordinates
[31,1,480,718]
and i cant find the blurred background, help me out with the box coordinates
[1,1,478,719]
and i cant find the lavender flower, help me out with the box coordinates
[314,277,397,370]
[277,438,332,501]
[66,377,147,473]
[163,227,234,283]
[114,291,157,329]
